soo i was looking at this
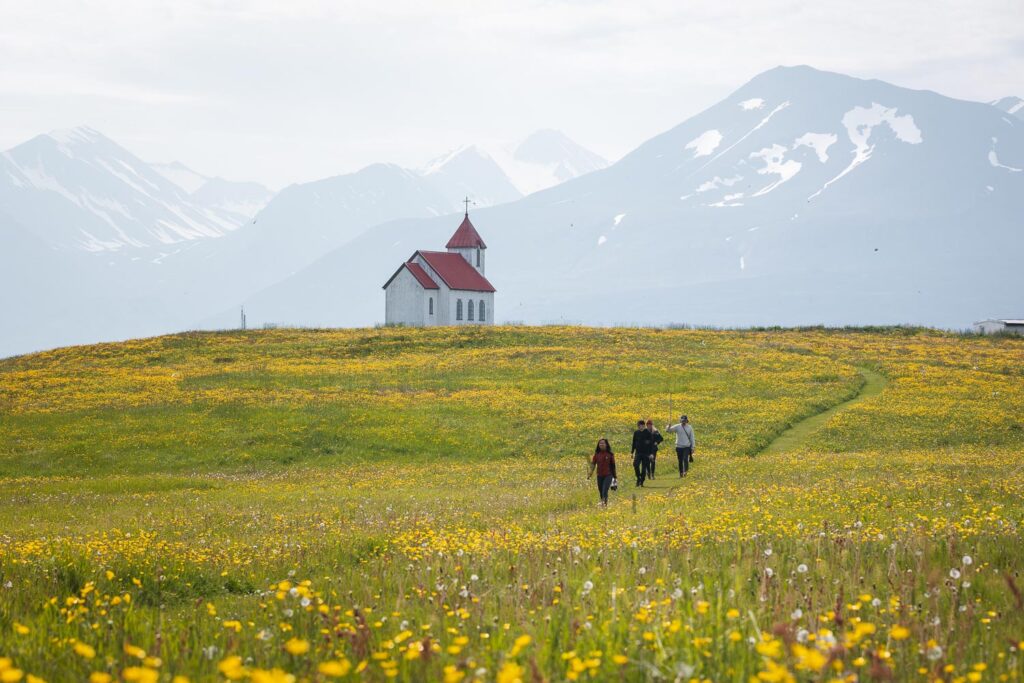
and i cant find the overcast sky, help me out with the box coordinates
[2,0,1022,188]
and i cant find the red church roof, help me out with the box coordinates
[417,251,495,292]
[381,261,439,290]
[404,262,439,289]
[445,215,488,249]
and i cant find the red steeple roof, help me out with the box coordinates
[446,214,487,249]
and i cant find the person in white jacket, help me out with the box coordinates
[665,415,695,477]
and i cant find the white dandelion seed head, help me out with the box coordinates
[871,598,882,607]
[582,580,594,592]
[962,555,973,566]
[927,645,943,661]
[796,629,809,643]
[791,608,803,620]
[672,588,684,600]
[950,568,962,580]
[638,567,647,575]
[300,597,311,607]
[765,568,774,578]
[764,548,773,557]
[797,564,808,574]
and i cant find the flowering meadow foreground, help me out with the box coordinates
[0,326,1022,682]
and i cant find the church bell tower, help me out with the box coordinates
[445,198,487,275]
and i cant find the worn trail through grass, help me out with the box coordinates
[760,366,888,455]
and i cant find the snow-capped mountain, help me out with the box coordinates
[421,146,522,208]
[153,161,275,223]
[423,131,608,197]
[236,66,1024,331]
[151,161,210,193]
[991,96,1024,121]
[508,129,609,192]
[0,127,243,252]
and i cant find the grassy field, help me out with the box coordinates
[0,326,1022,683]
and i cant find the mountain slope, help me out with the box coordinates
[238,66,1024,330]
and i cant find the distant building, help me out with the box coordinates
[382,206,496,326]
[974,319,1024,335]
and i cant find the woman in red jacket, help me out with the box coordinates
[587,438,617,506]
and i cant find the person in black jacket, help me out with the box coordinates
[645,419,663,479]
[631,420,654,487]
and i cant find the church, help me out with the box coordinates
[382,207,496,326]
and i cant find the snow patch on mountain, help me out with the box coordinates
[810,103,922,199]
[749,144,802,196]
[710,192,744,207]
[696,175,742,192]
[740,98,765,110]
[793,133,838,162]
[686,130,723,157]
[989,138,1022,172]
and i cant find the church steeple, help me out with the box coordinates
[446,197,487,274]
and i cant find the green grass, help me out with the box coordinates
[0,326,1022,682]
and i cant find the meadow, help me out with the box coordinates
[0,326,1022,682]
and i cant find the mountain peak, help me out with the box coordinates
[45,125,106,147]
[991,96,1024,120]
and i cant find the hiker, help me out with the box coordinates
[666,415,695,477]
[631,419,654,487]
[646,419,663,479]
[587,438,617,506]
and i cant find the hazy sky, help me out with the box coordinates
[2,0,1022,188]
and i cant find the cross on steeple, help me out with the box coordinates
[463,196,471,217]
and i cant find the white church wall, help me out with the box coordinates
[411,256,451,325]
[448,291,494,325]
[384,268,425,325]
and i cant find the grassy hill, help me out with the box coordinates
[0,326,1022,681]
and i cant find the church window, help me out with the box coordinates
[456,299,463,320]
[479,299,485,322]
[468,299,475,321]
[429,297,433,315]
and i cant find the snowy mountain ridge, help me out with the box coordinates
[0,126,243,252]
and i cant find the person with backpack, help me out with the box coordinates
[587,438,617,506]
[665,415,695,477]
[646,419,663,479]
[631,419,654,487]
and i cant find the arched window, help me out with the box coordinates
[479,299,486,322]
[429,297,434,315]
[456,299,463,320]
[468,299,475,321]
